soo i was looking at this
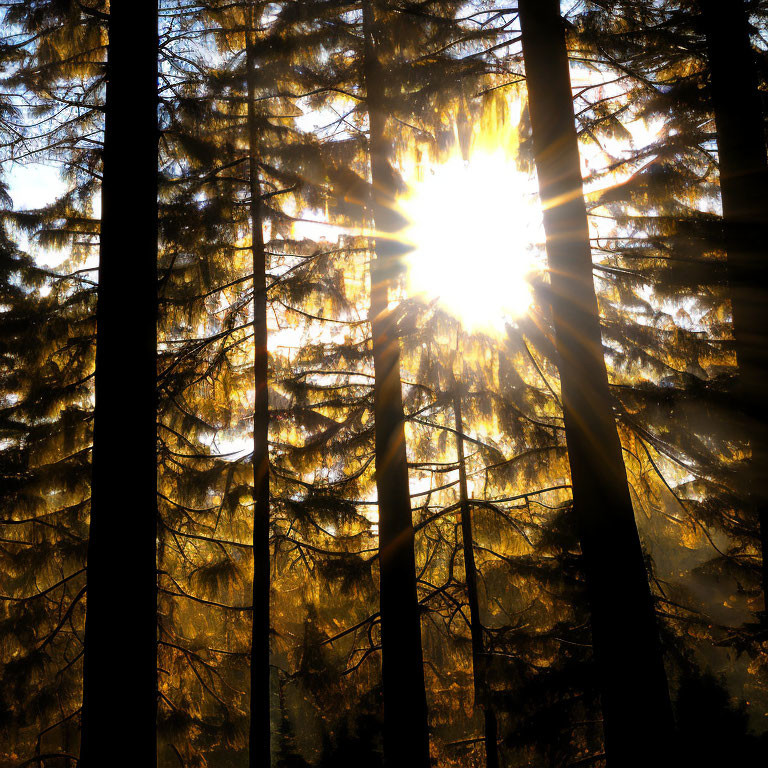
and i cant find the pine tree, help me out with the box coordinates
[402,292,603,766]
[556,4,768,757]
[1,2,102,762]
[0,223,93,765]
[245,6,272,765]
[360,1,431,763]
[572,0,768,727]
[257,1,494,762]
[152,2,351,763]
[698,0,768,616]
[517,1,676,764]
[451,371,499,768]
[80,2,159,766]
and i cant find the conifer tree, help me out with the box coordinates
[1,1,102,763]
[574,0,768,685]
[253,2,494,762]
[245,6,271,764]
[152,2,350,763]
[80,2,159,766]
[517,1,676,764]
[1,2,161,761]
[0,223,94,765]
[698,0,768,614]
[360,1,430,763]
[451,372,499,768]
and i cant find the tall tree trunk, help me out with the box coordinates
[80,3,159,767]
[700,0,768,618]
[361,3,431,766]
[452,377,499,768]
[518,1,675,765]
[246,11,272,767]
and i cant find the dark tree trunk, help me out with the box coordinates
[80,3,159,767]
[700,0,768,617]
[361,3,431,766]
[246,13,272,768]
[452,380,499,768]
[518,1,675,765]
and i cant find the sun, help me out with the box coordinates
[398,145,543,334]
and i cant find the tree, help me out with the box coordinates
[517,1,676,764]
[0,222,93,765]
[245,6,272,765]
[360,1,431,764]
[699,0,768,614]
[79,2,159,767]
[152,2,350,762]
[451,370,499,768]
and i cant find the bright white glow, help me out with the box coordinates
[399,149,543,333]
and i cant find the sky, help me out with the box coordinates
[6,159,65,211]
[5,161,73,267]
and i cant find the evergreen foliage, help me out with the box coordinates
[2,0,768,766]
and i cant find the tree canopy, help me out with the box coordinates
[1,1,767,766]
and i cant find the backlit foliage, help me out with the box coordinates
[1,0,767,765]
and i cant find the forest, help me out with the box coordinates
[1,0,768,766]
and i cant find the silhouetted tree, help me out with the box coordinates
[698,0,768,615]
[360,1,431,763]
[518,1,676,764]
[451,367,499,768]
[0,222,93,765]
[79,2,159,767]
